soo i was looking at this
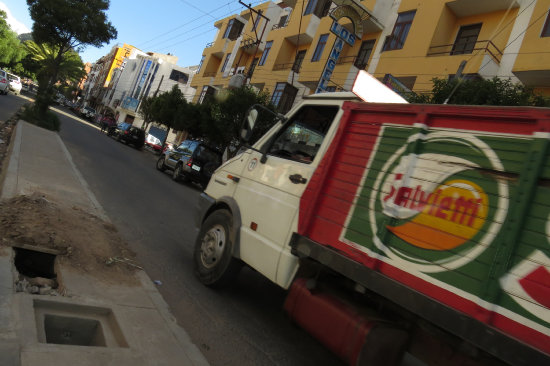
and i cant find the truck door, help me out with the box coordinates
[233,105,339,287]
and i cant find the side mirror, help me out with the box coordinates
[240,107,259,143]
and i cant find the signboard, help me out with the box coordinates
[316,0,371,93]
[382,74,413,99]
[121,96,139,111]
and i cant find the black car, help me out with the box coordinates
[156,140,222,189]
[108,122,146,149]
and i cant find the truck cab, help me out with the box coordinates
[194,93,356,288]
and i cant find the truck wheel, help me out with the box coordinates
[194,210,241,287]
[156,157,166,171]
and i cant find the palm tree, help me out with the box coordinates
[23,41,85,105]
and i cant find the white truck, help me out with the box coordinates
[194,91,550,365]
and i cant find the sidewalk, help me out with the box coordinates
[0,121,209,366]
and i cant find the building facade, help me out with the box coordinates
[190,0,550,113]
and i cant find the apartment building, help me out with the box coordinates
[190,0,550,113]
[84,43,143,108]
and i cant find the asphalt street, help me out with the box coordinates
[50,105,343,366]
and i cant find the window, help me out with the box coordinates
[266,105,339,164]
[198,55,205,72]
[199,85,216,104]
[271,83,298,114]
[383,10,416,51]
[325,86,336,92]
[221,53,232,72]
[541,11,550,37]
[223,19,234,39]
[304,0,331,18]
[312,34,329,62]
[277,15,289,28]
[354,40,375,69]
[252,10,263,31]
[452,24,482,55]
[169,69,189,84]
[259,41,273,66]
[248,57,259,77]
[223,19,244,40]
[292,50,306,73]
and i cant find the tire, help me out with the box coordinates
[194,210,241,287]
[156,157,167,171]
[172,163,182,181]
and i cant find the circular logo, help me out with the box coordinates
[248,158,258,171]
[369,131,508,272]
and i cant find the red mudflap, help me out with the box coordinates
[284,278,408,366]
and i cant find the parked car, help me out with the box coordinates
[145,133,163,151]
[107,122,146,149]
[156,140,222,189]
[7,73,21,95]
[0,70,9,95]
[80,106,96,120]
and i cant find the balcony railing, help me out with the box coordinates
[205,42,214,48]
[336,56,368,69]
[427,40,503,64]
[273,62,295,71]
[241,36,260,49]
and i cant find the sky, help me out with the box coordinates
[1,0,265,67]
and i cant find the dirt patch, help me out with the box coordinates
[0,109,139,287]
[0,193,139,285]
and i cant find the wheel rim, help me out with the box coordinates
[157,158,164,169]
[173,165,180,179]
[200,224,226,269]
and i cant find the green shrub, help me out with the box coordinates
[20,104,60,131]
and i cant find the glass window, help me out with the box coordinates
[223,19,234,39]
[304,0,331,17]
[354,40,375,69]
[541,11,550,37]
[383,10,416,51]
[292,50,306,72]
[452,24,482,55]
[253,10,263,31]
[221,53,232,72]
[266,106,339,164]
[271,82,298,114]
[259,41,273,66]
[248,57,259,77]
[312,34,329,62]
[198,55,205,72]
[169,69,189,84]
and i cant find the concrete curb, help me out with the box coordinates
[0,121,22,200]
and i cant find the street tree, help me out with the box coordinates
[139,96,157,130]
[26,0,117,114]
[0,11,26,66]
[206,86,277,148]
[408,77,549,106]
[153,85,186,149]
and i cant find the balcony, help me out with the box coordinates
[240,36,264,55]
[427,40,503,64]
[273,62,295,71]
[446,0,519,17]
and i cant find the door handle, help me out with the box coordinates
[289,174,307,184]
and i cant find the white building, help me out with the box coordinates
[105,52,197,129]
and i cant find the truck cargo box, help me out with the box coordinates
[296,102,550,364]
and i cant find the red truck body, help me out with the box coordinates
[291,102,550,365]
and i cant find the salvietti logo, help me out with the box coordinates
[343,128,509,273]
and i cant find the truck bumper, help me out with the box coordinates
[195,192,215,230]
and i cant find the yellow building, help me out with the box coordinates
[191,0,550,112]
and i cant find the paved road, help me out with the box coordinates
[0,93,29,123]
[54,108,343,366]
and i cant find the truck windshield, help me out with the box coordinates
[266,105,338,164]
